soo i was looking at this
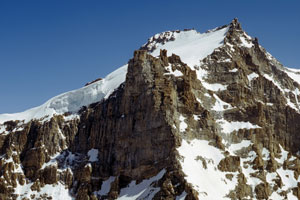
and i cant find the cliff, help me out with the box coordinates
[1,18,300,200]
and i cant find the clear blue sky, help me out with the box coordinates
[0,0,299,113]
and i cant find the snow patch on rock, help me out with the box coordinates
[217,119,261,135]
[151,27,229,68]
[212,94,233,111]
[15,182,73,200]
[94,176,116,197]
[117,169,166,200]
[247,72,259,82]
[177,139,237,199]
[179,115,187,132]
[164,64,183,77]
[88,149,99,162]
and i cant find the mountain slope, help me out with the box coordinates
[1,18,300,200]
[0,65,128,124]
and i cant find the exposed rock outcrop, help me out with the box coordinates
[1,18,300,199]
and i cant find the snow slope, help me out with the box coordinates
[0,65,127,123]
[151,27,229,67]
[177,139,237,199]
[93,170,166,200]
[284,67,300,85]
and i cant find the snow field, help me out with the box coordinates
[177,139,238,199]
[93,170,166,200]
[216,119,261,135]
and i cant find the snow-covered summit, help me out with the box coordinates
[145,26,230,67]
[0,24,232,124]
[3,19,297,125]
[2,19,300,200]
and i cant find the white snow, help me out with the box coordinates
[287,192,298,200]
[145,31,177,50]
[284,67,300,85]
[164,64,183,77]
[265,52,275,61]
[196,97,202,105]
[262,73,299,112]
[0,122,24,135]
[1,151,24,174]
[151,27,229,68]
[171,69,183,77]
[41,151,61,169]
[263,74,284,93]
[244,33,252,40]
[204,93,211,98]
[294,88,300,105]
[240,35,253,48]
[192,64,228,91]
[2,23,300,200]
[58,127,66,140]
[226,43,235,52]
[286,67,300,73]
[179,115,187,132]
[14,163,23,173]
[117,169,165,200]
[283,88,300,112]
[229,68,238,72]
[59,151,77,168]
[262,148,270,160]
[212,94,233,111]
[177,139,237,199]
[265,145,300,199]
[266,172,277,183]
[287,98,298,111]
[217,119,261,134]
[224,139,264,197]
[202,82,228,92]
[277,167,299,190]
[15,182,73,200]
[193,115,200,121]
[247,72,259,82]
[94,176,116,196]
[216,56,232,63]
[0,65,128,124]
[269,192,285,200]
[0,125,7,135]
[275,145,288,164]
[227,140,252,153]
[88,148,99,162]
[263,72,300,111]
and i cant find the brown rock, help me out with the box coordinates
[41,165,58,184]
[218,156,241,172]
[255,182,270,199]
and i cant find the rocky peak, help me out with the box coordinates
[230,17,242,30]
[140,29,182,52]
[1,20,300,200]
[142,18,244,55]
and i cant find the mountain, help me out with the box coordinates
[1,18,300,200]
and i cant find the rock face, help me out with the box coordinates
[1,18,300,199]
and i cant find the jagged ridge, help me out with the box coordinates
[1,18,300,200]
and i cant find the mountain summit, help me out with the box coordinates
[1,19,300,200]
